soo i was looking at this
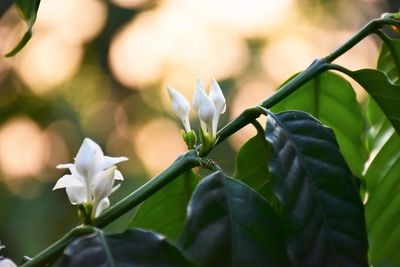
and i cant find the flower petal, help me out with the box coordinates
[75,138,103,178]
[167,85,191,132]
[56,163,74,169]
[66,186,86,205]
[209,77,226,114]
[53,174,84,190]
[98,156,128,173]
[114,169,124,181]
[111,183,121,194]
[95,197,110,218]
[192,79,206,113]
[0,258,18,267]
[92,167,116,203]
[197,90,215,134]
[56,163,80,177]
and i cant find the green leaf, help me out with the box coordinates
[57,229,196,267]
[5,0,40,57]
[363,34,400,267]
[364,99,400,266]
[376,35,400,83]
[233,130,275,203]
[348,69,400,134]
[129,171,200,241]
[266,110,368,266]
[179,171,290,267]
[271,71,366,177]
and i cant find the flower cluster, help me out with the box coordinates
[167,78,226,153]
[53,138,127,222]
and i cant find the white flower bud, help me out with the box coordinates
[197,87,216,135]
[209,78,226,137]
[192,79,205,113]
[209,77,226,114]
[167,85,191,132]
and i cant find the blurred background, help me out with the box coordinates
[0,0,397,261]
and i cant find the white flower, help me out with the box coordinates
[53,138,128,218]
[193,78,226,138]
[167,78,225,152]
[0,258,17,267]
[167,85,191,132]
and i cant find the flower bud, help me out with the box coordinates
[209,77,226,114]
[192,79,205,113]
[181,129,197,149]
[167,86,191,132]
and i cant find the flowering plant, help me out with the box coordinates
[1,4,400,267]
[167,78,226,154]
[53,138,127,222]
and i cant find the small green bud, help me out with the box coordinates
[381,11,400,20]
[198,128,216,155]
[78,203,93,225]
[181,129,197,149]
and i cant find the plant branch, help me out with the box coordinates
[93,150,200,228]
[324,17,400,63]
[21,226,95,267]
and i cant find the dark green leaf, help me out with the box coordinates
[233,130,275,203]
[5,0,40,57]
[266,110,368,267]
[348,69,400,134]
[57,229,196,267]
[129,171,200,241]
[179,171,290,267]
[271,71,366,177]
[364,35,400,267]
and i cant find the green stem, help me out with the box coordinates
[216,58,329,147]
[251,120,265,136]
[324,17,400,62]
[326,63,355,77]
[21,226,95,267]
[22,15,400,267]
[93,150,200,228]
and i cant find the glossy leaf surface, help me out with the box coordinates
[266,110,368,267]
[57,229,196,267]
[129,171,200,241]
[271,71,365,177]
[349,69,400,134]
[364,34,400,266]
[179,171,289,267]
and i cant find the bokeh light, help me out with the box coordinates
[10,0,107,93]
[133,118,186,176]
[109,2,249,89]
[0,117,45,186]
[12,35,83,93]
[229,79,274,149]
